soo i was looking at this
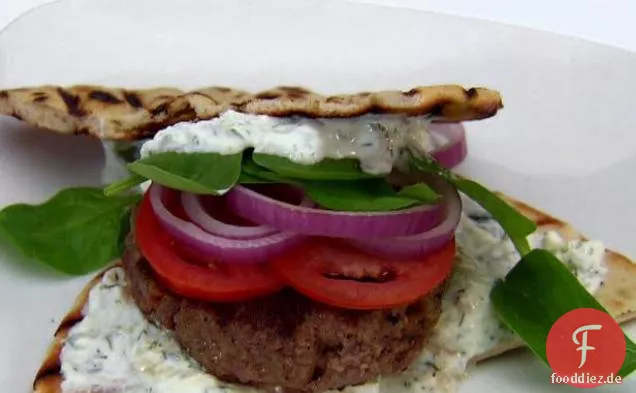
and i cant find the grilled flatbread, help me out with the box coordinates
[0,85,503,141]
[31,193,636,393]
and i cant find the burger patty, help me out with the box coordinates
[122,233,445,393]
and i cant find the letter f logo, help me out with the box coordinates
[546,309,626,388]
[572,324,602,368]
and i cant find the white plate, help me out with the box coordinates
[0,0,635,391]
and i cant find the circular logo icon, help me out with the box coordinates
[546,308,626,388]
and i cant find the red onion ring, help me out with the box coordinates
[181,190,315,239]
[149,184,306,264]
[181,193,278,239]
[226,185,445,239]
[429,123,467,169]
[348,176,462,259]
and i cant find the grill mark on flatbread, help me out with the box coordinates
[191,91,219,105]
[124,92,143,108]
[74,127,90,136]
[31,192,636,393]
[56,88,85,117]
[1,84,502,141]
[32,92,49,103]
[150,102,169,117]
[277,86,313,99]
[88,90,123,104]
[325,96,345,103]
[255,91,280,100]
[172,104,197,120]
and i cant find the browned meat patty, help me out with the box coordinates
[122,233,445,393]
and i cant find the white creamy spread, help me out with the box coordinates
[101,111,434,187]
[59,196,608,393]
[60,268,256,393]
[138,111,432,175]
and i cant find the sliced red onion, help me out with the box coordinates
[226,185,445,239]
[348,176,462,259]
[181,190,315,239]
[181,193,276,239]
[429,123,467,169]
[149,185,306,264]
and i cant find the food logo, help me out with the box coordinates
[546,308,626,387]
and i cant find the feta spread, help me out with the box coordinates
[59,198,608,393]
[138,111,433,175]
[60,267,254,393]
[101,111,435,186]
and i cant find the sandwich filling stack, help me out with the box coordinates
[0,84,634,393]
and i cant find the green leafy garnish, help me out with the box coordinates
[303,179,428,212]
[241,156,292,184]
[397,183,440,203]
[238,172,271,184]
[0,188,139,275]
[411,154,536,255]
[246,154,438,211]
[622,342,636,378]
[252,153,378,180]
[113,140,142,163]
[103,174,147,196]
[492,249,636,377]
[128,152,242,195]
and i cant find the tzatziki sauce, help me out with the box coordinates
[59,196,609,393]
[378,196,607,393]
[138,111,433,175]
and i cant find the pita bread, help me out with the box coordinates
[31,193,636,393]
[0,85,503,141]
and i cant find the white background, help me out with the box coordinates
[2,0,636,52]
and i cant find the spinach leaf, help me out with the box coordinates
[0,188,139,275]
[128,152,242,195]
[622,342,636,377]
[411,154,536,255]
[241,156,291,184]
[303,179,422,212]
[238,173,272,184]
[252,153,378,180]
[103,174,147,196]
[491,249,636,377]
[113,140,143,163]
[398,183,440,203]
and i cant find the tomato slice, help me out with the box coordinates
[269,238,455,310]
[135,190,285,302]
